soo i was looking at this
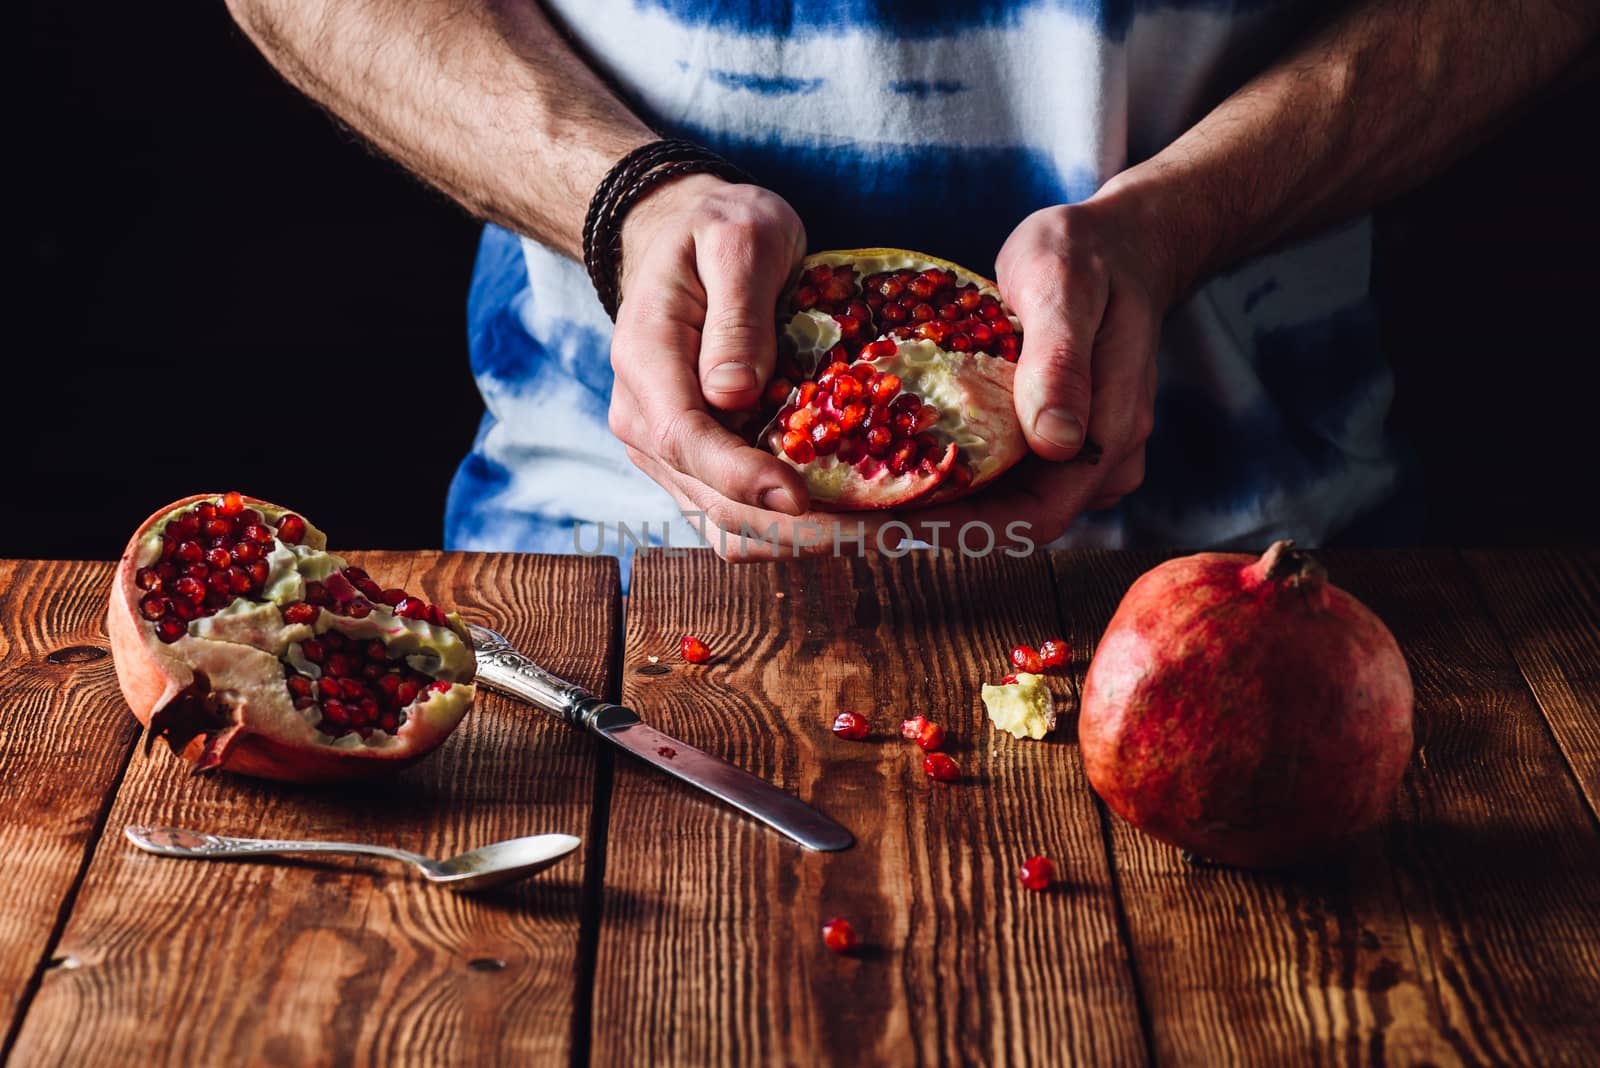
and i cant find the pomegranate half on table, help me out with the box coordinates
[748,249,1029,510]
[107,492,476,783]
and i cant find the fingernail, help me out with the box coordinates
[761,487,801,515]
[1033,407,1084,451]
[705,362,757,394]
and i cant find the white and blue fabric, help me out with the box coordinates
[446,0,1405,586]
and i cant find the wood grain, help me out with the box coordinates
[592,549,1148,1067]
[1055,549,1600,1067]
[0,560,141,1054]
[1463,549,1600,818]
[10,551,620,1067]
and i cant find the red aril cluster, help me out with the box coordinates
[284,630,452,739]
[899,715,945,751]
[1008,637,1068,676]
[757,249,1028,511]
[134,492,306,643]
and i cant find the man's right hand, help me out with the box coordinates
[608,174,839,552]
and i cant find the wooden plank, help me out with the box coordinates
[592,549,1148,1066]
[1056,549,1600,1066]
[11,551,619,1067]
[1463,549,1600,817]
[0,560,141,1053]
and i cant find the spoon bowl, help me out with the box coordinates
[125,824,581,893]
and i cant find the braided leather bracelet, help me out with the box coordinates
[581,138,754,319]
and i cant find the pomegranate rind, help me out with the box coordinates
[772,249,1027,510]
[107,493,476,784]
[1078,546,1414,868]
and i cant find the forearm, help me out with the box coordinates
[1104,0,1600,297]
[226,0,654,258]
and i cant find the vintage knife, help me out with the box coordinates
[467,624,853,852]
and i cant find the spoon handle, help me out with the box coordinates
[125,825,434,872]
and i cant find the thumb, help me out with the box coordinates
[1003,258,1104,462]
[695,233,798,413]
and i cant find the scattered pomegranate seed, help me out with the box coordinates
[914,720,946,751]
[923,753,960,782]
[1039,639,1068,669]
[657,746,677,758]
[1019,856,1055,892]
[1010,645,1044,674]
[1000,674,1019,685]
[680,635,711,664]
[900,715,928,740]
[821,918,858,954]
[832,711,869,740]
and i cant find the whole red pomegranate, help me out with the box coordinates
[750,249,1028,509]
[1079,541,1413,868]
[107,492,476,783]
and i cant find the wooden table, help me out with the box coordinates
[2,549,1596,1066]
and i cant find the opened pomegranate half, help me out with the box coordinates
[757,249,1027,510]
[107,492,476,783]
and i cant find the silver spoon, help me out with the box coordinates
[124,824,580,893]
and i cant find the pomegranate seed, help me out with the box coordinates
[849,363,875,382]
[365,640,387,662]
[231,539,261,564]
[426,605,450,627]
[281,601,319,626]
[860,339,897,362]
[202,517,232,540]
[794,284,820,310]
[170,597,198,621]
[340,677,366,701]
[831,375,864,406]
[967,321,994,346]
[939,302,961,321]
[394,596,429,621]
[1010,645,1045,674]
[247,560,270,586]
[378,710,399,732]
[869,373,901,404]
[821,918,858,953]
[1019,856,1055,892]
[908,275,937,300]
[205,571,231,599]
[831,711,869,740]
[242,523,271,545]
[680,635,712,664]
[139,593,169,621]
[378,588,406,607]
[276,514,307,544]
[1039,639,1068,669]
[323,699,349,726]
[763,376,794,407]
[996,335,1021,361]
[377,673,402,696]
[218,492,245,517]
[174,540,203,564]
[429,679,453,694]
[326,654,358,678]
[911,302,935,322]
[1001,674,1019,684]
[838,402,868,433]
[345,597,373,619]
[837,433,868,464]
[891,412,917,439]
[317,676,342,699]
[227,566,253,594]
[305,581,331,606]
[888,439,918,475]
[958,288,982,312]
[396,681,420,705]
[135,567,161,592]
[866,426,894,457]
[155,617,186,643]
[797,381,821,408]
[880,302,908,324]
[323,632,347,649]
[287,675,312,698]
[786,406,818,434]
[781,430,816,463]
[821,276,854,304]
[915,720,946,751]
[828,343,853,366]
[947,333,973,352]
[923,753,960,782]
[362,663,385,681]
[171,513,201,540]
[810,420,842,455]
[877,276,905,299]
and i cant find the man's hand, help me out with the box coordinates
[608,175,864,556]
[903,185,1176,544]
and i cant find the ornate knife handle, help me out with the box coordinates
[467,624,638,732]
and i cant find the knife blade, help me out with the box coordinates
[466,624,853,852]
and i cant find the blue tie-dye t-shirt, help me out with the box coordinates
[446,0,1401,584]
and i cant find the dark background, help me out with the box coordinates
[19,4,1599,560]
